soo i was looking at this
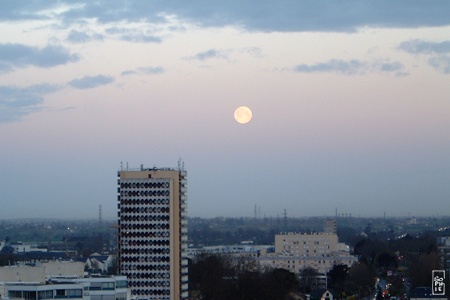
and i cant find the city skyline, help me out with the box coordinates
[1,2,450,219]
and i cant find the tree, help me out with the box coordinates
[189,253,301,299]
[354,238,387,266]
[346,262,376,297]
[260,268,299,299]
[0,254,14,267]
[299,267,320,292]
[409,251,439,288]
[376,251,398,271]
[189,253,236,300]
[328,264,349,291]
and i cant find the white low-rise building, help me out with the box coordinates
[0,264,129,300]
[258,232,357,275]
[0,276,129,300]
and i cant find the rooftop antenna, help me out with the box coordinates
[178,158,185,171]
[283,209,288,232]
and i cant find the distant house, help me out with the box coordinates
[83,253,114,274]
[309,289,335,300]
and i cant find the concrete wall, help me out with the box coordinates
[0,266,46,283]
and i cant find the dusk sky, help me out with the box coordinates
[1,1,450,220]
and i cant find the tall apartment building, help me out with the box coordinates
[117,165,188,300]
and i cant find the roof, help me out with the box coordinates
[15,252,70,261]
[310,289,335,300]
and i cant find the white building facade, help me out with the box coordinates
[1,275,129,300]
[259,232,357,275]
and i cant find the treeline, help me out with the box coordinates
[189,253,300,300]
[188,253,381,299]
[189,230,448,298]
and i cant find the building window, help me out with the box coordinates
[55,290,66,298]
[67,290,82,298]
[116,280,128,289]
[38,290,53,300]
[102,282,115,290]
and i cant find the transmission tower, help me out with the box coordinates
[99,204,103,225]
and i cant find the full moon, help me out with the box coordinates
[234,106,253,124]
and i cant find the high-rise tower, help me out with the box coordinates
[117,165,188,300]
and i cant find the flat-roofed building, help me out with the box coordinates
[259,232,357,276]
[275,232,338,257]
[117,165,188,300]
[4,282,84,300]
[1,275,129,300]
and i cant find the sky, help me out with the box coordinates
[1,1,450,220]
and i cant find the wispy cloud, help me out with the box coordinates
[0,84,61,123]
[428,56,450,74]
[105,27,162,43]
[295,59,366,75]
[67,30,103,43]
[0,76,114,123]
[398,39,450,74]
[68,75,114,89]
[187,47,262,62]
[0,43,80,73]
[185,49,233,62]
[121,66,164,76]
[295,59,408,76]
[240,47,263,58]
[120,34,162,43]
[398,40,450,55]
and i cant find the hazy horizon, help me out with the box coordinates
[1,2,449,219]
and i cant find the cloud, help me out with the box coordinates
[67,30,103,43]
[0,43,80,73]
[295,59,367,75]
[398,40,450,55]
[68,75,114,89]
[240,47,263,58]
[398,39,450,74]
[428,56,450,74]
[377,61,408,76]
[2,1,450,33]
[121,67,164,76]
[0,84,61,123]
[186,49,232,62]
[295,59,408,76]
[0,1,59,21]
[120,34,162,43]
[105,27,162,43]
[186,47,262,62]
